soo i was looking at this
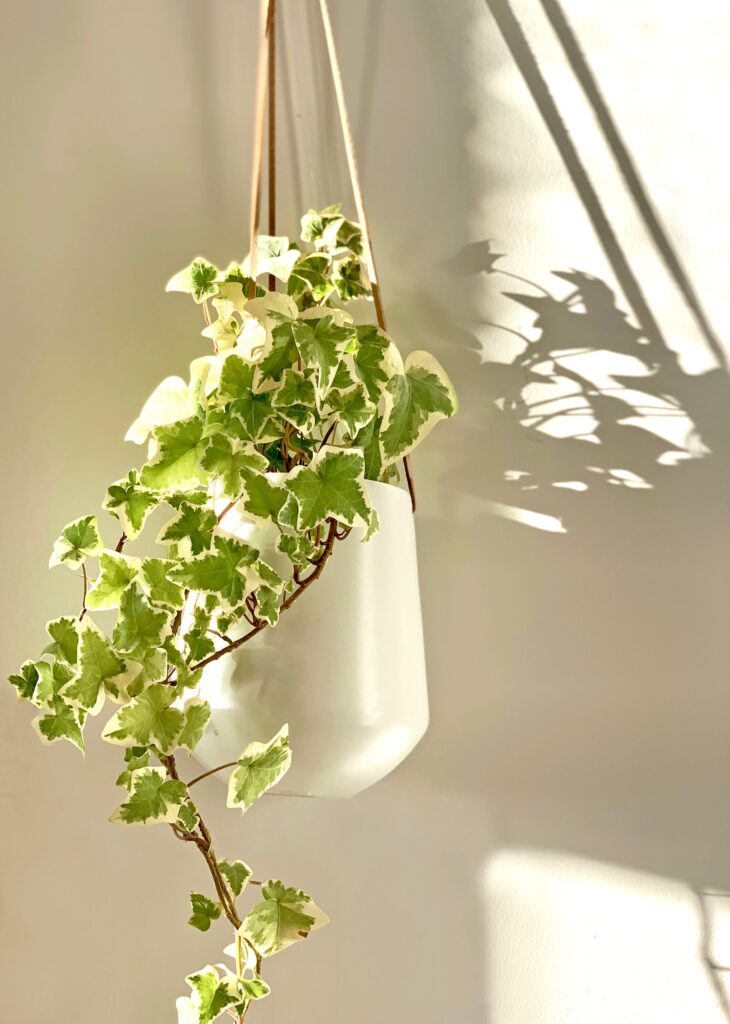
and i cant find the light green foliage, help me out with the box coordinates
[227,726,291,813]
[286,447,371,530]
[49,515,103,570]
[188,892,222,932]
[86,551,141,611]
[9,201,457,1023]
[218,859,252,897]
[112,767,188,825]
[240,880,327,957]
[103,471,159,539]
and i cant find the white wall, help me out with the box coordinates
[1,2,729,1022]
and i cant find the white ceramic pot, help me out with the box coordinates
[189,480,429,797]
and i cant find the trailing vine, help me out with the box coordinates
[8,203,457,1022]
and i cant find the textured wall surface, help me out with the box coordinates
[1,1,729,1021]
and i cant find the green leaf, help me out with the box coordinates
[287,252,333,303]
[102,683,185,753]
[239,879,327,957]
[276,532,318,568]
[167,257,219,303]
[49,515,103,570]
[9,661,40,702]
[183,606,216,662]
[64,624,125,712]
[353,325,394,402]
[177,966,236,1024]
[103,470,159,539]
[123,646,168,700]
[292,316,354,396]
[325,382,376,436]
[380,350,458,463]
[218,859,252,897]
[140,417,211,492]
[247,235,300,282]
[173,536,259,609]
[43,616,80,665]
[159,503,217,557]
[353,414,383,480]
[300,203,344,247]
[178,698,212,752]
[112,586,169,654]
[226,725,291,814]
[177,800,200,833]
[218,352,256,402]
[112,767,188,825]
[115,746,150,788]
[239,472,288,523]
[201,434,267,498]
[256,321,298,388]
[32,697,86,753]
[332,256,370,300]
[163,638,203,692]
[239,976,271,1001]
[86,550,141,611]
[270,368,316,410]
[33,659,73,706]
[141,558,186,611]
[254,587,280,626]
[188,892,222,932]
[230,393,282,443]
[286,447,370,530]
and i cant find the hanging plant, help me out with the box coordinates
[8,201,457,1021]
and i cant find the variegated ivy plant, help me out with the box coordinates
[8,203,457,1023]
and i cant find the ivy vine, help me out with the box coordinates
[8,203,457,1022]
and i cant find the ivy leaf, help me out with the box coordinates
[173,537,259,609]
[163,638,203,692]
[32,697,86,753]
[123,646,168,700]
[245,235,300,283]
[201,434,267,498]
[112,586,169,654]
[226,725,291,814]
[33,659,73,706]
[286,447,370,530]
[292,316,354,396]
[86,551,141,611]
[140,558,186,611]
[353,325,394,402]
[353,414,383,481]
[115,746,150,788]
[254,587,280,627]
[9,661,40,702]
[166,257,219,303]
[43,617,80,665]
[177,966,236,1024]
[188,893,222,932]
[380,351,458,464]
[64,624,125,712]
[218,859,252,897]
[239,879,327,957]
[183,606,216,662]
[238,976,271,1001]
[332,256,370,300]
[256,321,298,387]
[112,766,188,825]
[49,515,103,570]
[239,472,288,523]
[287,252,333,303]
[178,698,212,753]
[140,417,211,492]
[159,503,217,557]
[276,532,318,568]
[300,203,345,247]
[177,800,200,834]
[325,383,376,436]
[217,353,256,403]
[103,470,160,539]
[102,683,185,753]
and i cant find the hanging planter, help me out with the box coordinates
[7,1,458,1021]
[190,477,428,797]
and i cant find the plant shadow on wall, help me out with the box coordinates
[408,243,730,881]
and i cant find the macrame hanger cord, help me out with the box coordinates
[248,0,273,296]
[318,0,416,512]
[248,0,416,512]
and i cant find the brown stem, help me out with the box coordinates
[115,532,128,553]
[78,563,88,621]
[318,421,336,449]
[188,760,239,788]
[190,518,339,672]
